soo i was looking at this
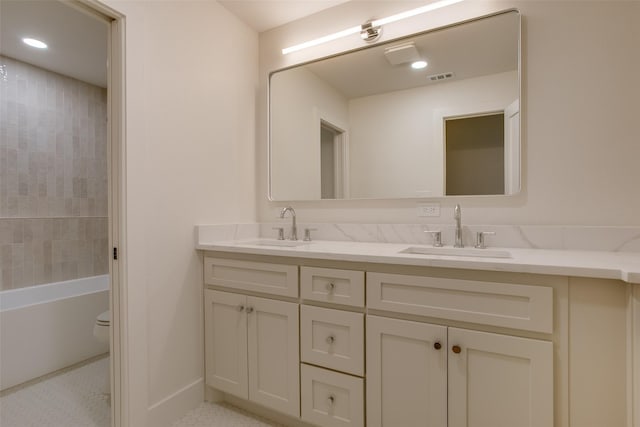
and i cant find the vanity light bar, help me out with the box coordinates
[371,0,465,27]
[282,25,362,55]
[282,0,465,55]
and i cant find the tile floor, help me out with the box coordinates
[172,402,283,427]
[0,356,282,427]
[0,356,111,427]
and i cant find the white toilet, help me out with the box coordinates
[93,310,110,345]
[93,310,111,395]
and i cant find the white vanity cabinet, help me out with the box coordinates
[366,272,554,427]
[200,252,633,427]
[203,258,300,418]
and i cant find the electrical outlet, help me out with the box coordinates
[417,203,440,217]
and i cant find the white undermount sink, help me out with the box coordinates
[245,240,311,248]
[400,246,512,259]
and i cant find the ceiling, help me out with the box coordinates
[0,0,347,88]
[299,11,519,99]
[218,0,351,33]
[0,0,108,87]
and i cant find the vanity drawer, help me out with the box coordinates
[301,364,364,427]
[367,272,553,333]
[300,267,364,307]
[204,257,298,298]
[301,305,364,376]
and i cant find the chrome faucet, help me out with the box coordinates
[454,204,463,248]
[279,206,297,241]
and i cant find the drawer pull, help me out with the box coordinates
[327,394,336,406]
[326,335,336,344]
[434,342,442,350]
[246,306,254,314]
[326,282,336,293]
[452,345,462,354]
[236,305,245,312]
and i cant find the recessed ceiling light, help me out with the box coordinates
[411,60,428,70]
[22,38,48,49]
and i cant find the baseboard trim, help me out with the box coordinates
[148,378,204,427]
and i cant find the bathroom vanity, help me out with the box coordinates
[197,231,639,427]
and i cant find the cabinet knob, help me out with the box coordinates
[246,307,254,314]
[327,395,335,406]
[434,342,442,350]
[326,282,335,293]
[452,345,462,354]
[326,335,336,344]
[236,305,245,312]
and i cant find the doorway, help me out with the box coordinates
[444,112,505,196]
[0,1,124,426]
[320,120,347,199]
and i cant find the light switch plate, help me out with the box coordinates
[417,203,440,217]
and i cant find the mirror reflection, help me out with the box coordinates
[269,11,520,200]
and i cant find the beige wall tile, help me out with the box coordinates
[0,56,108,288]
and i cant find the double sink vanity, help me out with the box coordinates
[196,217,640,427]
[197,5,639,426]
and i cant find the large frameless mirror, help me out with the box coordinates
[269,10,520,200]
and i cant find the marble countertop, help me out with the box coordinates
[196,238,640,284]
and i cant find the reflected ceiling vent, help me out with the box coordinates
[384,42,421,66]
[427,72,455,82]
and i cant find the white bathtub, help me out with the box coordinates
[0,275,110,391]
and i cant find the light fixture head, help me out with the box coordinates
[411,60,428,69]
[360,21,381,43]
[22,37,48,49]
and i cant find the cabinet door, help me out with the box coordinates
[366,315,447,427]
[204,289,248,399]
[247,296,300,417]
[448,328,553,427]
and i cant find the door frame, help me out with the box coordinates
[314,108,350,199]
[68,1,127,426]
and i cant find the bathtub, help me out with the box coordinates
[0,275,110,391]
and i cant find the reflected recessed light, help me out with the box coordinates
[411,60,428,70]
[23,38,48,49]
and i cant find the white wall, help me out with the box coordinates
[100,1,257,425]
[270,67,348,200]
[348,71,517,199]
[258,1,640,226]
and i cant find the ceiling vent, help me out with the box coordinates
[384,42,421,66]
[427,72,455,82]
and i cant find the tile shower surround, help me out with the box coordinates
[0,56,108,290]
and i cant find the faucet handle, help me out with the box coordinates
[272,227,285,240]
[303,228,317,242]
[424,230,443,247]
[474,231,496,249]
